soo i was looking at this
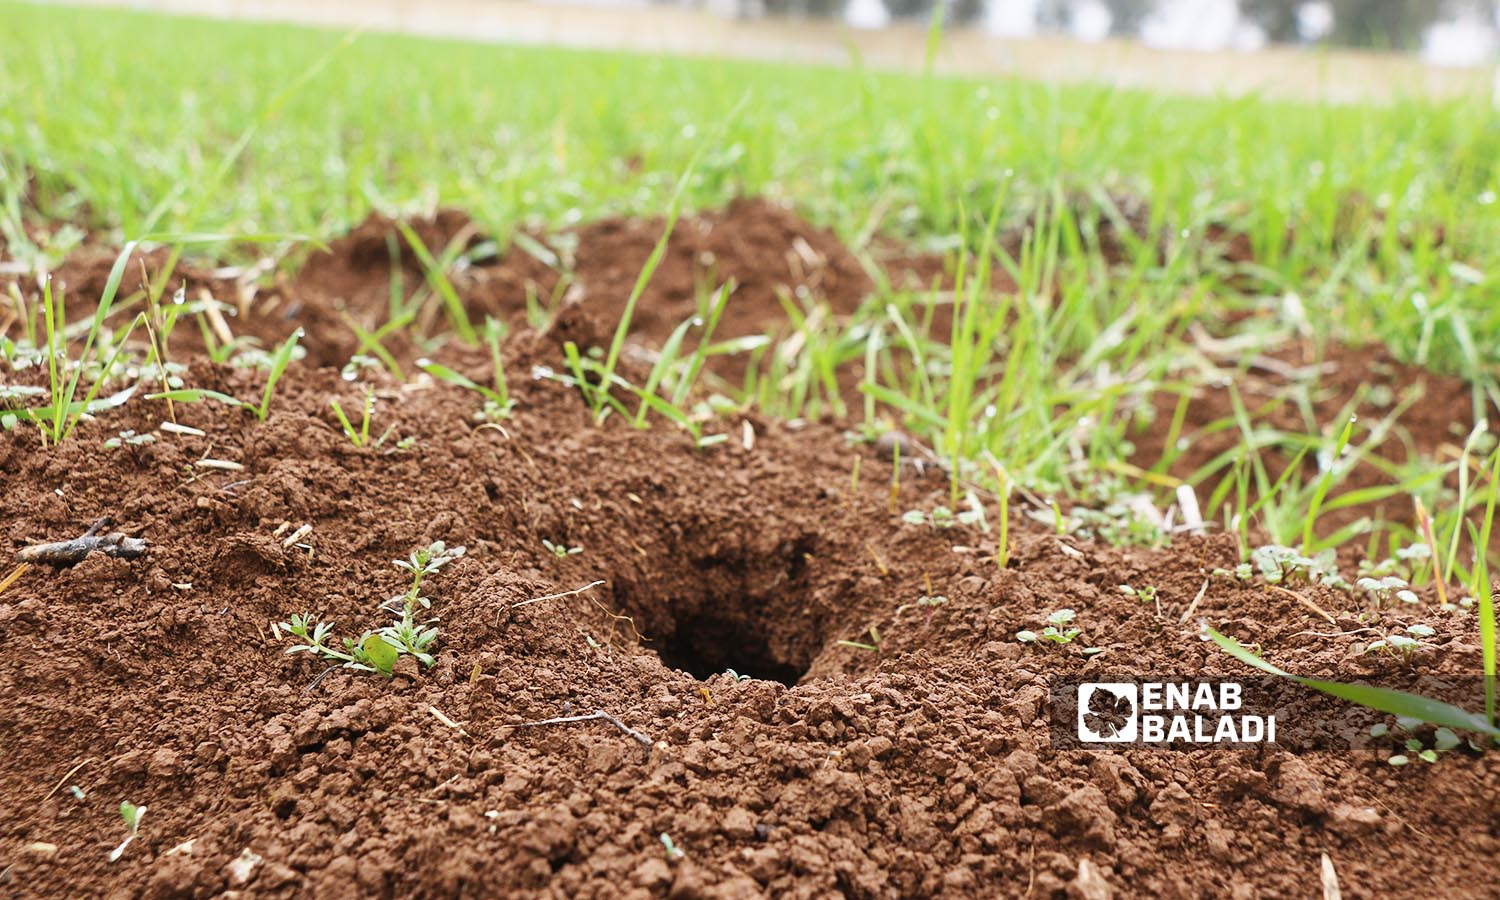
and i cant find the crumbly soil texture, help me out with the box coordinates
[3,201,1498,899]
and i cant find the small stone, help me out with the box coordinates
[227,849,263,888]
[257,861,298,890]
[1047,786,1117,848]
[147,748,183,778]
[355,855,387,892]
[721,807,756,841]
[23,842,58,858]
[1005,749,1040,779]
[985,641,1025,661]
[943,866,977,891]
[390,655,420,682]
[1071,859,1113,900]
[1090,755,1142,811]
[631,857,672,890]
[1328,803,1381,837]
[1203,821,1232,860]
[586,741,623,775]
[111,749,149,778]
[1148,782,1196,827]
[1271,757,1326,814]
[668,860,710,900]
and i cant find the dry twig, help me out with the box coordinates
[16,518,146,568]
[510,709,653,749]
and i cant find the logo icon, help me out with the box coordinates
[1077,683,1138,742]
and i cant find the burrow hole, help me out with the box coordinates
[625,537,823,687]
[655,606,809,687]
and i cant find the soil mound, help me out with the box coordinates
[2,355,1498,898]
[148,198,876,373]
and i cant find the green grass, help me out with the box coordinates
[4,2,1500,558]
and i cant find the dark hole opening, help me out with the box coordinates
[655,606,809,687]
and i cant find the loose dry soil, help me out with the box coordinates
[2,201,1498,899]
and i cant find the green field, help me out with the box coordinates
[4,0,1500,566]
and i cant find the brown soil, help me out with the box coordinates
[4,202,1498,899]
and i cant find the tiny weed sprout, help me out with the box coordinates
[1250,544,1346,588]
[330,386,397,449]
[901,504,983,529]
[1017,608,1082,645]
[1356,575,1421,606]
[837,626,883,652]
[378,541,466,666]
[1374,721,1463,766]
[151,328,302,421]
[418,352,514,421]
[1364,628,1424,660]
[108,800,146,862]
[542,539,582,560]
[273,541,465,676]
[660,833,685,862]
[1211,563,1255,581]
[1119,584,1157,604]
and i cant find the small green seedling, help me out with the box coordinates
[1365,625,1432,659]
[660,833,685,862]
[1251,544,1346,588]
[542,539,582,560]
[108,801,146,862]
[1018,609,1082,645]
[901,504,983,529]
[418,353,514,421]
[1376,721,1461,766]
[1119,584,1157,604]
[379,541,465,666]
[837,625,883,652]
[151,328,302,421]
[1356,575,1421,606]
[273,613,390,674]
[274,541,464,675]
[330,387,396,449]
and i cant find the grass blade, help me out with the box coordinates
[1207,625,1500,738]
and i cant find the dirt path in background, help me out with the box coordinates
[4,204,1499,898]
[56,0,1496,103]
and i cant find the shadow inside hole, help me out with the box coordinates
[655,606,809,687]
